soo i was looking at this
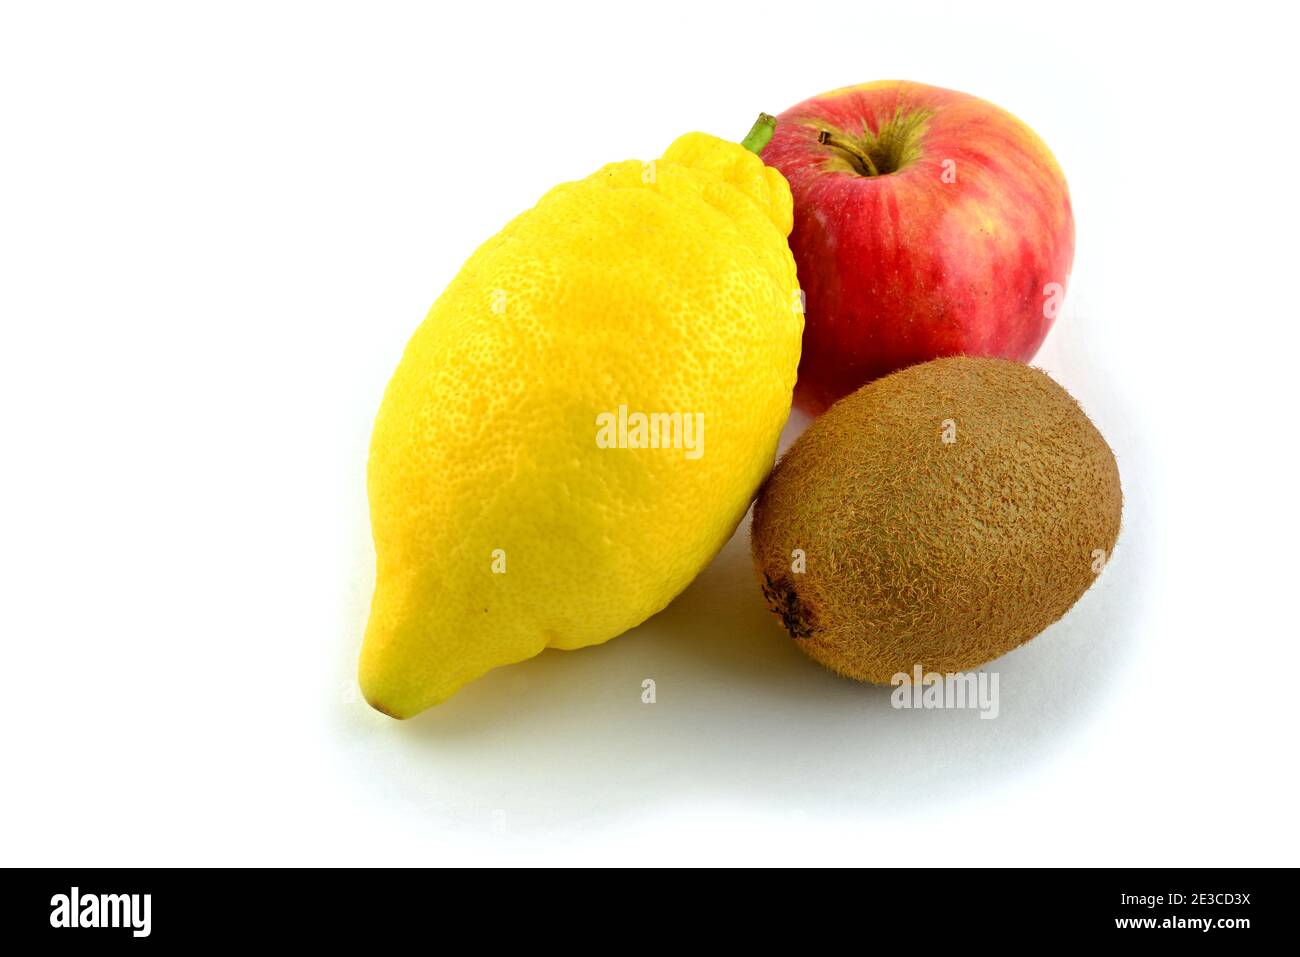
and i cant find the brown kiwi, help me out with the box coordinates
[751,357,1122,681]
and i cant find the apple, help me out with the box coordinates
[763,81,1074,414]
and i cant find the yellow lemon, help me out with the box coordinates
[361,120,801,717]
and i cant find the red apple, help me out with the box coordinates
[763,81,1074,414]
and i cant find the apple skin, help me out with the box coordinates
[763,81,1074,414]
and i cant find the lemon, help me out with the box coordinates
[361,121,801,717]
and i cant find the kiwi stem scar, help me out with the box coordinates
[762,573,815,639]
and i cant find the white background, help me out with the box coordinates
[2,1,1297,866]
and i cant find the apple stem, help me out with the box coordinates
[740,114,777,155]
[818,129,880,177]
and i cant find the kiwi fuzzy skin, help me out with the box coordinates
[750,357,1122,682]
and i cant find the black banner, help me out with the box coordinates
[2,867,1290,944]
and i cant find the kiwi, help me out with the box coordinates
[751,357,1122,681]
